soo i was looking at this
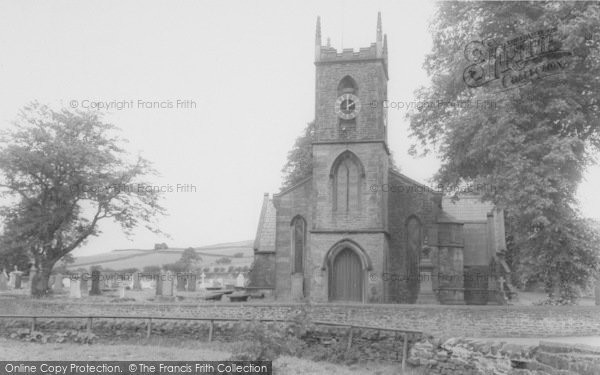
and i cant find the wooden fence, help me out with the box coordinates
[0,314,422,370]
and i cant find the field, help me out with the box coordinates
[67,240,254,271]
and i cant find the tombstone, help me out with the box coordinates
[199,272,207,289]
[9,266,23,289]
[109,273,119,288]
[0,270,8,291]
[163,271,174,296]
[70,279,82,298]
[52,274,64,292]
[236,273,246,288]
[187,273,197,292]
[132,272,141,291]
[89,270,101,295]
[595,278,600,306]
[156,274,164,296]
[120,285,126,298]
[80,275,89,296]
[176,274,186,292]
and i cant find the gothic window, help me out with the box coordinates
[330,151,365,213]
[291,216,306,274]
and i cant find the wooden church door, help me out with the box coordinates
[330,248,363,302]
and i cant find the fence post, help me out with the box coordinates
[31,317,36,332]
[87,317,93,333]
[346,326,353,351]
[208,320,214,342]
[146,318,152,338]
[402,333,408,371]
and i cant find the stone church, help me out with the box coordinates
[248,14,511,305]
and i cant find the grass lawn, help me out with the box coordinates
[0,337,422,375]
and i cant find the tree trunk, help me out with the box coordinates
[31,261,53,297]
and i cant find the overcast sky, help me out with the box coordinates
[0,0,598,257]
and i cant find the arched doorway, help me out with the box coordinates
[329,248,363,302]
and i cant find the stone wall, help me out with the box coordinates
[408,338,600,375]
[2,299,599,338]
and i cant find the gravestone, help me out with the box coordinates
[176,274,186,292]
[80,276,89,296]
[70,279,82,298]
[0,270,8,291]
[163,271,174,296]
[52,274,64,292]
[187,274,196,291]
[89,270,101,295]
[595,278,600,306]
[132,272,141,290]
[236,273,246,288]
[120,285,126,298]
[156,274,163,296]
[9,267,23,289]
[199,272,208,289]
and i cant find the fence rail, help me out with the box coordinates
[0,314,422,370]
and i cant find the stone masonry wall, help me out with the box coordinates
[409,338,600,375]
[2,299,599,338]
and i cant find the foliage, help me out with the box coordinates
[408,2,600,303]
[216,257,232,265]
[233,252,244,258]
[281,121,315,190]
[142,265,161,275]
[154,243,169,250]
[0,103,166,296]
[229,320,305,361]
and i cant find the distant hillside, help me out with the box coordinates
[68,240,254,271]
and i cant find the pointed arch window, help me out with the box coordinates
[330,151,365,213]
[291,216,306,274]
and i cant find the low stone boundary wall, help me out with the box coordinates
[1,298,599,338]
[408,338,600,375]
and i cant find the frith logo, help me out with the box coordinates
[463,27,573,90]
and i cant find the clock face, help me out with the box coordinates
[335,94,361,120]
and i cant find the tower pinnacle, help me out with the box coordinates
[316,16,322,46]
[376,12,383,57]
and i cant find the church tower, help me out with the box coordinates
[309,13,390,303]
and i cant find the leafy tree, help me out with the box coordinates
[142,265,161,275]
[408,2,600,303]
[216,256,232,265]
[180,247,202,265]
[233,252,244,258]
[0,239,31,273]
[0,103,166,296]
[163,262,187,273]
[281,121,315,189]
